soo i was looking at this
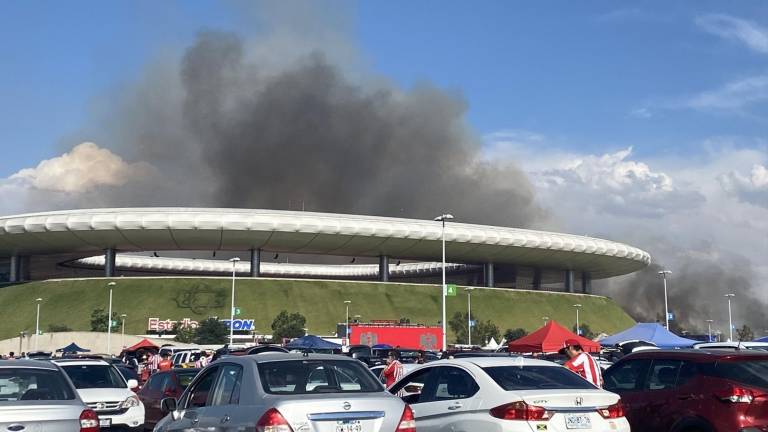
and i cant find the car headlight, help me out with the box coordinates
[121,395,141,409]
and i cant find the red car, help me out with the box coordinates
[137,368,200,429]
[603,349,768,432]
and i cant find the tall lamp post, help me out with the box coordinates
[106,282,116,355]
[434,213,454,352]
[465,287,476,345]
[705,319,714,342]
[120,314,127,349]
[229,257,241,346]
[34,298,43,351]
[573,304,582,335]
[542,316,550,326]
[344,300,351,346]
[658,270,672,329]
[724,293,735,341]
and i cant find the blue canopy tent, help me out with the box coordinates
[600,323,697,348]
[56,342,91,353]
[285,335,342,352]
[754,336,768,343]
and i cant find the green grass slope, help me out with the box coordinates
[0,278,635,342]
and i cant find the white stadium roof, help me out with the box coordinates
[0,207,651,279]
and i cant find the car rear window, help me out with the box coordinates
[483,366,597,390]
[258,360,383,394]
[0,368,76,401]
[61,364,126,389]
[177,371,198,389]
[714,360,768,389]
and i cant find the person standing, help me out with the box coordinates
[381,351,404,389]
[563,339,602,388]
[157,352,173,371]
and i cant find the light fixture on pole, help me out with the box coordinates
[106,282,116,355]
[229,257,241,346]
[344,300,351,346]
[724,293,735,342]
[434,213,454,352]
[465,287,476,345]
[705,319,714,342]
[120,314,127,349]
[658,270,672,329]
[34,298,43,351]
[573,304,582,335]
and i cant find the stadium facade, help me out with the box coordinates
[0,208,651,292]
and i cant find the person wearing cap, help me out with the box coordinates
[381,350,404,389]
[563,338,602,388]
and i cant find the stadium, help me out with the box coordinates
[0,208,650,345]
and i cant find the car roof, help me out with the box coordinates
[694,342,768,348]
[52,358,110,366]
[0,359,60,369]
[425,357,559,368]
[223,353,354,364]
[623,349,768,361]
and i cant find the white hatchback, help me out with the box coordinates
[53,359,145,430]
[389,357,630,432]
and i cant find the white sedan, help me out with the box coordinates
[389,357,629,432]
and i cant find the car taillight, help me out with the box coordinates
[396,404,416,432]
[598,401,625,419]
[490,401,552,421]
[256,408,294,432]
[79,409,99,432]
[716,386,763,404]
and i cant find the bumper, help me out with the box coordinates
[98,405,145,429]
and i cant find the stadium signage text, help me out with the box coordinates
[147,318,255,331]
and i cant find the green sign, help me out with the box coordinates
[233,307,242,316]
[445,284,458,297]
[110,320,118,327]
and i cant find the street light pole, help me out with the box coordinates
[229,257,241,346]
[106,282,116,355]
[706,319,714,342]
[542,316,550,326]
[658,270,672,329]
[120,314,127,350]
[434,213,454,352]
[725,293,735,341]
[465,288,475,345]
[34,298,42,351]
[344,300,351,346]
[573,304,582,335]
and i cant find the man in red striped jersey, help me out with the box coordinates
[563,339,603,388]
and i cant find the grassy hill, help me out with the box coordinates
[0,278,634,342]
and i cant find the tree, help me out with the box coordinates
[173,322,195,343]
[448,312,500,345]
[737,324,754,342]
[271,311,307,342]
[90,308,119,332]
[504,328,528,342]
[193,318,229,344]
[572,323,597,340]
[47,324,72,333]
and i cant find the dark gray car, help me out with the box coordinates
[0,359,99,432]
[155,353,415,432]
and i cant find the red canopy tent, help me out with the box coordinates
[123,338,159,353]
[507,320,601,353]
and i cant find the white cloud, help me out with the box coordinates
[696,14,768,54]
[629,107,652,118]
[719,164,768,207]
[9,142,154,193]
[682,75,768,111]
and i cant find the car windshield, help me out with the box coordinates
[61,364,126,389]
[714,359,768,389]
[177,371,198,389]
[259,360,383,394]
[0,368,76,401]
[484,366,596,390]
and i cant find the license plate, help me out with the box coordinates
[565,414,591,429]
[99,418,112,427]
[335,420,362,432]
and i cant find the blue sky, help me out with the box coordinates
[0,0,766,176]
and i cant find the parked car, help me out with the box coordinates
[171,350,203,368]
[603,349,768,431]
[115,364,140,389]
[389,357,629,432]
[693,341,768,351]
[0,359,100,432]
[155,353,415,432]
[53,358,145,430]
[138,368,200,430]
[370,363,422,385]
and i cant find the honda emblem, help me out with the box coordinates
[575,397,583,407]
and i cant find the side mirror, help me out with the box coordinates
[127,379,139,390]
[160,397,178,415]
[403,384,422,394]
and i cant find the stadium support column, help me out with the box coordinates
[379,255,390,282]
[532,268,542,290]
[581,272,592,294]
[105,248,116,278]
[9,255,22,282]
[565,269,575,293]
[483,263,495,288]
[250,248,261,277]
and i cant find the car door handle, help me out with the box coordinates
[447,402,463,410]
[221,415,231,424]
